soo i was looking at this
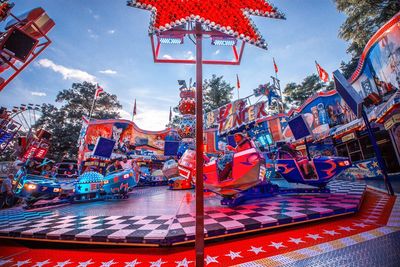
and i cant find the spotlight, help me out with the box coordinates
[211,36,237,46]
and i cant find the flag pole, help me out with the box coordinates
[132,99,137,122]
[236,74,240,100]
[88,97,96,121]
[88,85,99,121]
[273,58,283,113]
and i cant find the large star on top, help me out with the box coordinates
[128,0,285,49]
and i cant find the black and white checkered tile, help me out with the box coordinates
[0,180,366,246]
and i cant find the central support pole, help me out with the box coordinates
[361,110,394,195]
[195,22,205,266]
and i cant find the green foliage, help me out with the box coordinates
[203,74,234,112]
[35,82,122,161]
[334,0,400,77]
[283,74,329,107]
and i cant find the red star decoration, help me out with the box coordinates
[128,0,285,49]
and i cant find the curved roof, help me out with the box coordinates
[349,12,400,84]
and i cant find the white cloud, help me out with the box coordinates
[107,29,116,34]
[31,91,47,97]
[119,109,132,120]
[99,69,117,75]
[135,108,170,131]
[88,29,98,39]
[88,8,100,20]
[162,54,173,60]
[37,58,97,83]
[185,51,195,60]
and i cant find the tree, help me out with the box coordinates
[334,0,400,77]
[35,82,122,160]
[283,74,327,107]
[203,75,234,112]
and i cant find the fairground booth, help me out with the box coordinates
[77,118,178,173]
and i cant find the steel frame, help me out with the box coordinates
[150,28,245,65]
[0,13,52,92]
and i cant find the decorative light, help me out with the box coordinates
[211,36,237,46]
[128,0,285,50]
[158,34,184,44]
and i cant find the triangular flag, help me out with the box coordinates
[133,99,137,116]
[315,61,329,82]
[95,84,104,99]
[236,74,240,89]
[273,57,278,73]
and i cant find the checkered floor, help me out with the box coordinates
[0,180,366,246]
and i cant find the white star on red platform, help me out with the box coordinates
[306,233,322,240]
[0,258,13,266]
[124,260,141,267]
[339,226,355,232]
[268,241,286,249]
[323,230,340,236]
[225,251,243,260]
[100,260,117,267]
[54,260,73,267]
[33,260,50,267]
[204,256,219,265]
[288,237,305,245]
[149,259,166,267]
[353,222,368,228]
[13,259,31,267]
[77,260,94,267]
[175,258,193,267]
[248,246,266,255]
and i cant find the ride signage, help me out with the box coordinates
[205,99,268,134]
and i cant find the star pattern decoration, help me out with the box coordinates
[0,258,13,266]
[54,260,73,267]
[32,260,50,267]
[339,226,355,232]
[225,251,243,260]
[204,255,219,265]
[353,222,368,228]
[100,260,117,267]
[372,161,379,168]
[13,259,31,267]
[124,260,141,267]
[268,241,286,249]
[248,246,266,255]
[128,0,285,49]
[323,230,340,236]
[175,258,193,267]
[288,237,305,245]
[306,233,322,240]
[77,260,94,267]
[149,259,166,267]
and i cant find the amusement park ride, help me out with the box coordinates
[0,0,54,92]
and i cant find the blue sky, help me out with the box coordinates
[0,0,351,130]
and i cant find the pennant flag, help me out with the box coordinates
[273,58,278,73]
[133,99,137,116]
[169,106,172,122]
[236,74,240,89]
[95,84,104,99]
[315,61,329,82]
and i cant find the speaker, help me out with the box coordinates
[1,27,38,62]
